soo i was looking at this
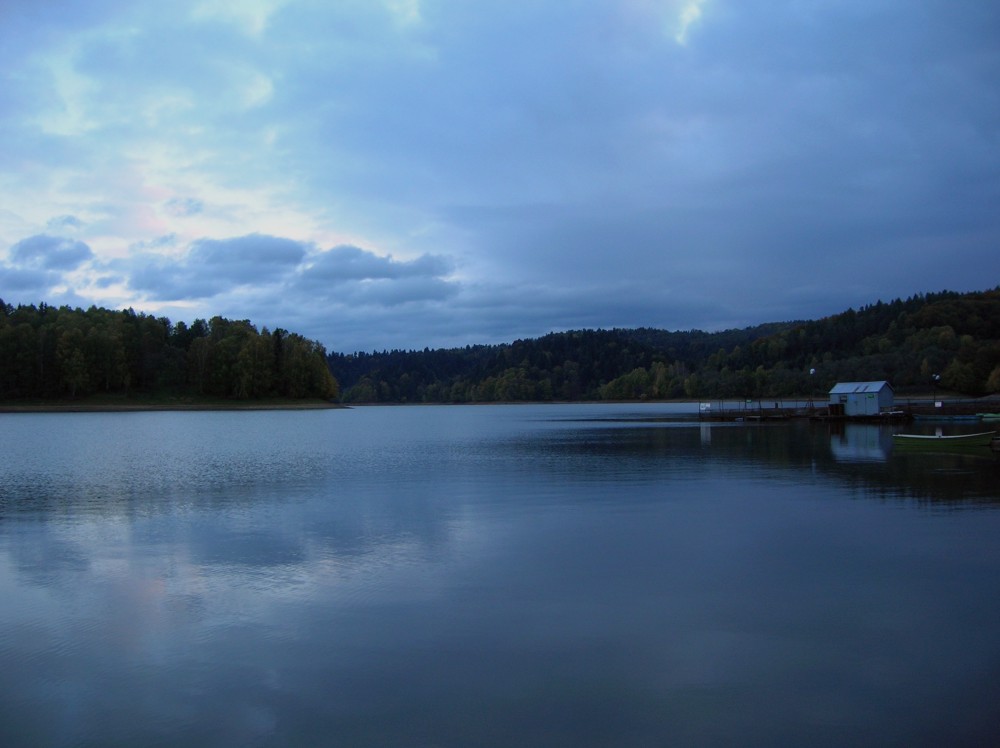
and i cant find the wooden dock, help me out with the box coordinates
[697,401,823,422]
[697,396,1000,423]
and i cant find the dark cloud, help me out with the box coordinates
[285,245,460,312]
[9,234,94,269]
[274,0,1000,343]
[265,273,729,354]
[303,245,454,283]
[0,265,58,294]
[189,234,307,281]
[127,255,226,300]
[338,277,459,307]
[125,234,307,300]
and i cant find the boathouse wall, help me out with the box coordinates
[828,381,894,417]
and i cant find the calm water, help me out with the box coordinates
[1,404,999,747]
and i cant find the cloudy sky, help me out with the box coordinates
[2,1,998,352]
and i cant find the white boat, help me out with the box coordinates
[892,430,996,447]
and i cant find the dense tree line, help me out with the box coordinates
[0,300,339,401]
[329,329,682,404]
[329,288,1000,402]
[7,288,997,404]
[329,325,794,403]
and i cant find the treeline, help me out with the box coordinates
[329,324,795,403]
[329,288,1000,403]
[7,289,997,404]
[0,300,339,401]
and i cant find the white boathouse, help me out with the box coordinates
[828,381,894,417]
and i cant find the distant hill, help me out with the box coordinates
[328,288,1000,402]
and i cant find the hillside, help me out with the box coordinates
[328,288,1000,402]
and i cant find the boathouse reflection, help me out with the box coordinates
[828,423,892,463]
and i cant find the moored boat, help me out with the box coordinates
[912,414,981,422]
[892,430,996,447]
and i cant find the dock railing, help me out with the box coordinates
[697,395,1000,422]
[698,399,823,421]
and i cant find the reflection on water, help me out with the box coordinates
[829,423,893,463]
[1,405,999,747]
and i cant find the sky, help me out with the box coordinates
[2,0,999,353]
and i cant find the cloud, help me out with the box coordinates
[291,245,459,311]
[674,0,707,45]
[165,198,204,217]
[125,233,308,300]
[303,245,454,283]
[0,1,998,352]
[191,0,290,36]
[113,230,462,330]
[130,234,180,251]
[189,234,307,279]
[93,274,123,289]
[278,276,726,353]
[127,256,223,301]
[9,234,94,269]
[383,0,422,27]
[0,265,59,295]
[46,215,85,232]
[339,277,458,307]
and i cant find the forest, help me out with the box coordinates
[0,300,339,402]
[328,288,1000,403]
[5,288,999,405]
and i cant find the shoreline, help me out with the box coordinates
[3,392,993,413]
[0,400,345,413]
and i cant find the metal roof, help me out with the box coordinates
[828,381,893,394]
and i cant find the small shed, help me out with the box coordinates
[828,381,894,417]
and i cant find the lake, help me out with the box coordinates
[1,403,999,746]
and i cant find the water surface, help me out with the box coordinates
[1,404,999,746]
